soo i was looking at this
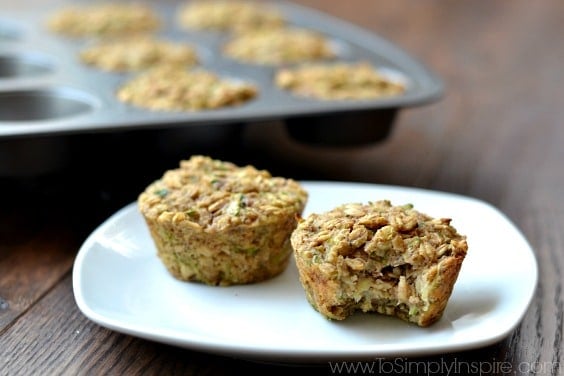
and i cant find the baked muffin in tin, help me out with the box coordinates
[275,61,406,100]
[178,0,285,32]
[116,65,258,111]
[47,3,160,38]
[223,27,335,65]
[80,36,199,72]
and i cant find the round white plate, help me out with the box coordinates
[73,181,537,362]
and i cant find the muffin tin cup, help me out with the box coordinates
[0,87,99,122]
[285,109,398,147]
[0,0,443,146]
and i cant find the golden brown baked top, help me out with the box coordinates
[293,200,467,270]
[223,28,335,65]
[291,200,468,326]
[116,66,258,111]
[138,156,308,231]
[178,0,285,32]
[275,62,406,100]
[79,37,199,72]
[46,3,160,38]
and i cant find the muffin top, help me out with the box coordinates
[178,0,285,32]
[223,27,335,65]
[80,36,199,72]
[116,65,257,111]
[292,200,467,270]
[275,62,406,100]
[46,3,160,38]
[138,156,308,231]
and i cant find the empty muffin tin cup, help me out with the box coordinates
[285,109,397,147]
[0,23,20,41]
[0,88,97,122]
[0,54,53,79]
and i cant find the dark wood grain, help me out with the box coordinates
[1,0,563,374]
[0,227,75,331]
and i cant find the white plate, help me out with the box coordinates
[73,181,538,362]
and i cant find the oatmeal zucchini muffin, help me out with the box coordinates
[79,36,199,72]
[223,27,335,65]
[46,3,160,38]
[116,65,257,111]
[275,62,406,100]
[178,0,285,32]
[291,200,468,327]
[138,156,308,286]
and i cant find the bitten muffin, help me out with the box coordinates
[46,3,160,38]
[291,200,468,327]
[275,61,406,100]
[223,27,335,65]
[116,65,257,111]
[138,156,308,286]
[177,0,285,32]
[79,36,199,72]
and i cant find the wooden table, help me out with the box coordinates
[1,0,562,374]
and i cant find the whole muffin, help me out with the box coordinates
[138,156,308,286]
[291,200,468,327]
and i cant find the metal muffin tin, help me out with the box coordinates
[0,0,444,146]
